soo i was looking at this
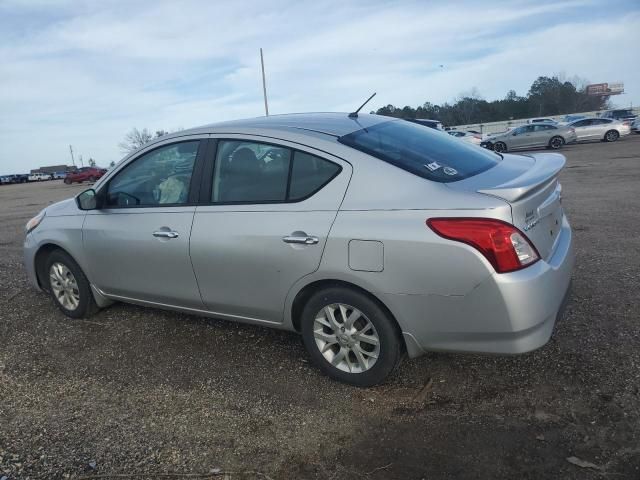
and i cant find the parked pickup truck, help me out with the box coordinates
[28,172,53,182]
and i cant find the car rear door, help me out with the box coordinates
[82,137,208,309]
[189,136,351,324]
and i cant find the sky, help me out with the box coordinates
[1,0,639,175]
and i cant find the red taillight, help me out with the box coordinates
[426,218,540,273]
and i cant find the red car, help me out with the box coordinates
[63,167,107,184]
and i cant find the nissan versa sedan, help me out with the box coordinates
[483,123,577,153]
[24,113,574,386]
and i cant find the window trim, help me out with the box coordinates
[99,139,207,210]
[199,138,343,206]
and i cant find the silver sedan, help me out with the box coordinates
[486,124,577,153]
[567,117,631,142]
[24,114,574,386]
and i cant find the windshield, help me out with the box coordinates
[338,120,500,183]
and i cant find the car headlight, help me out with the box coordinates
[26,210,46,234]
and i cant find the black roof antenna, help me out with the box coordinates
[348,92,376,118]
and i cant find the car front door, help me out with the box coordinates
[189,136,351,324]
[509,126,532,149]
[572,119,593,140]
[82,137,208,309]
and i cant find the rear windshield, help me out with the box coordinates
[338,120,500,183]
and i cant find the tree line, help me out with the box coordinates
[373,75,610,126]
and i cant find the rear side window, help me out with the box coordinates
[212,140,341,203]
[289,151,341,200]
[339,120,500,182]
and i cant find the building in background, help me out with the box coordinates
[30,165,77,174]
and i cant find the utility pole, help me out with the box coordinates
[260,48,269,116]
[69,145,76,167]
[79,154,84,168]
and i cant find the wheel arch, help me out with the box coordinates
[33,242,112,308]
[34,242,70,292]
[289,278,406,352]
[604,129,619,141]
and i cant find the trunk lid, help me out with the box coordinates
[447,152,565,260]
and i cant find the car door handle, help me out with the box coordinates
[283,234,319,245]
[153,230,179,239]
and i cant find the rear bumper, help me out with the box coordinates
[384,215,575,357]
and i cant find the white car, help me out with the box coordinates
[527,118,558,125]
[28,172,53,181]
[447,130,482,145]
[567,118,631,142]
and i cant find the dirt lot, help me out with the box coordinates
[1,136,640,480]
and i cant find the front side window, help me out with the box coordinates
[212,140,341,203]
[339,120,500,183]
[106,141,199,207]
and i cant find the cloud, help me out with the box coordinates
[0,0,638,173]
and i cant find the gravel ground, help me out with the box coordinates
[1,135,639,480]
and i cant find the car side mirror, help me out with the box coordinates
[76,189,100,210]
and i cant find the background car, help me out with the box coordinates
[562,114,585,124]
[600,109,637,125]
[527,117,557,125]
[568,117,630,142]
[483,124,576,153]
[447,130,482,145]
[405,118,444,130]
[53,171,67,180]
[63,167,106,184]
[28,172,53,181]
[631,118,640,134]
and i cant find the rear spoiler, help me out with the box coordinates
[477,153,565,202]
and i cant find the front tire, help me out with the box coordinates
[549,136,564,149]
[64,178,72,184]
[301,287,403,387]
[88,176,96,182]
[493,141,507,153]
[45,250,98,318]
[604,130,619,142]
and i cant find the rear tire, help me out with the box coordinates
[549,136,564,149]
[493,141,507,153]
[604,130,619,142]
[300,287,403,387]
[45,250,98,318]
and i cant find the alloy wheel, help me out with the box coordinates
[493,142,506,153]
[49,262,80,311]
[606,131,619,142]
[550,137,563,149]
[313,303,380,373]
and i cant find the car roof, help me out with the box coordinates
[191,112,392,137]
